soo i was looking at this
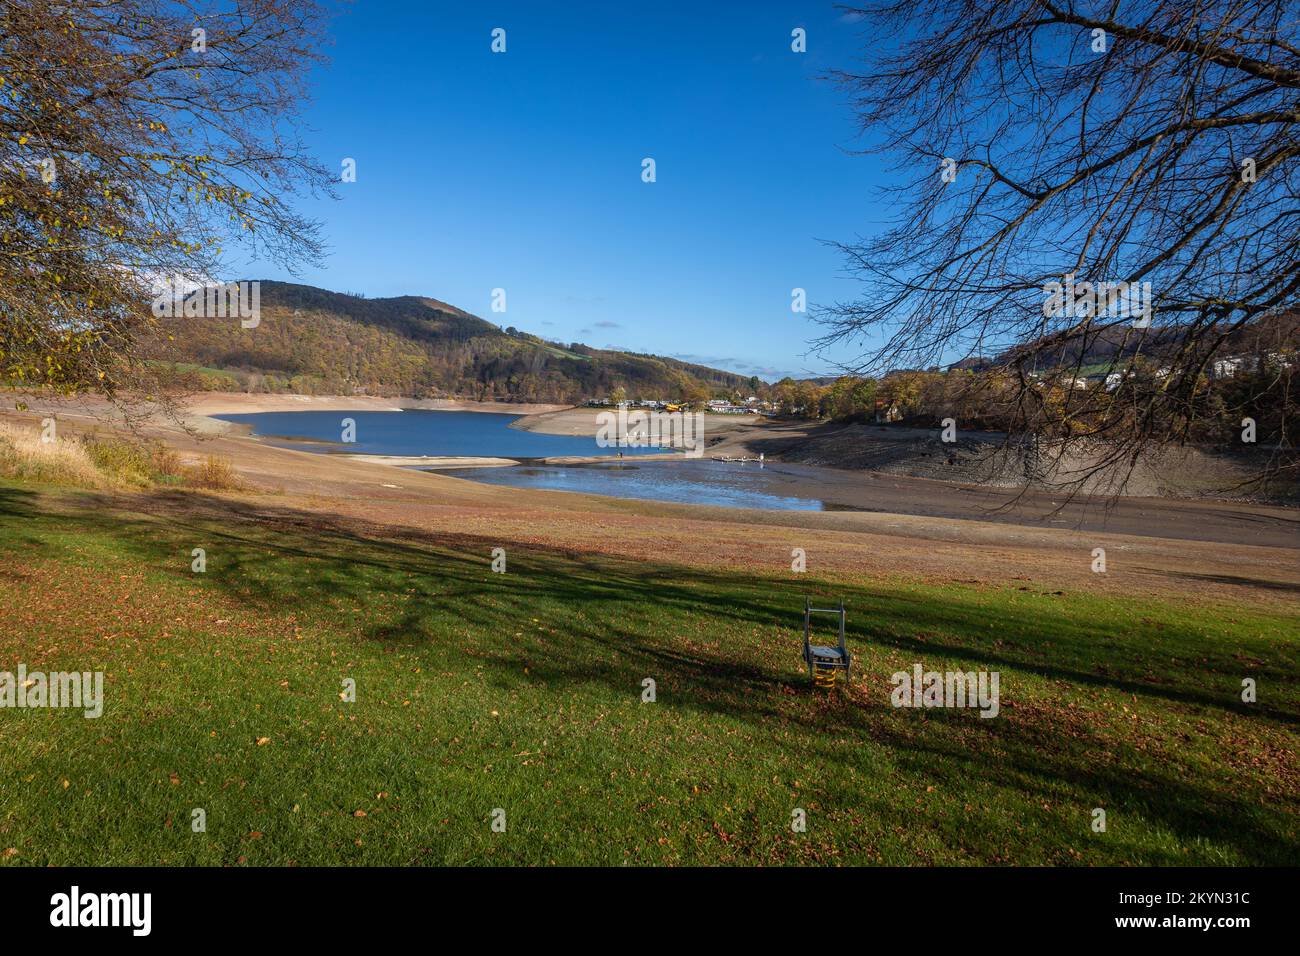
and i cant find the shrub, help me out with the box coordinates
[185,454,243,490]
[81,436,154,487]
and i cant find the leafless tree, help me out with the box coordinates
[817,0,1299,496]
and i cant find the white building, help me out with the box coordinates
[1211,356,1247,379]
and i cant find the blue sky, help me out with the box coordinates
[249,1,890,381]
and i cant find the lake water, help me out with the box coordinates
[440,460,828,511]
[217,409,833,511]
[214,409,664,459]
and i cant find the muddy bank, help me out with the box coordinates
[500,407,1299,504]
[703,419,1296,504]
[444,457,1300,550]
[719,460,1300,549]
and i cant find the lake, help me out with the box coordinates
[209,411,1298,540]
[439,460,830,511]
[214,409,664,459]
[215,409,828,511]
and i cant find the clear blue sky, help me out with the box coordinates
[248,1,890,382]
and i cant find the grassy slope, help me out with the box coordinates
[0,482,1296,866]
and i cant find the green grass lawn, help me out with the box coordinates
[0,481,1296,865]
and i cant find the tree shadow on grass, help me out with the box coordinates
[0,483,45,537]
[1155,568,1300,594]
[27,488,1299,722]
[11,486,1299,863]
[798,702,1294,864]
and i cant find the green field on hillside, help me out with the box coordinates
[0,483,1295,865]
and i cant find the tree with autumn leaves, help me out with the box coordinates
[0,0,332,409]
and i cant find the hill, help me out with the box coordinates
[961,311,1299,375]
[152,281,758,403]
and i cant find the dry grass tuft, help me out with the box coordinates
[0,422,107,488]
[0,421,242,492]
[184,454,243,490]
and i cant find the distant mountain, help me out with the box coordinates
[153,281,759,402]
[791,376,843,386]
[947,356,994,371]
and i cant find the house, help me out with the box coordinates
[1211,356,1247,379]
[875,401,902,423]
[1266,351,1294,371]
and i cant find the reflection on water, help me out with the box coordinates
[438,460,832,512]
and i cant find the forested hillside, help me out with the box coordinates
[153,282,757,402]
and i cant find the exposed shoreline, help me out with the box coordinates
[2,398,1296,606]
[10,389,1293,505]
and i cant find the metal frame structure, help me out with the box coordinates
[802,598,850,687]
